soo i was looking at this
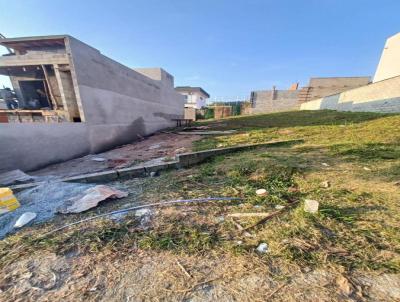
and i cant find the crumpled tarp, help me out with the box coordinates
[57,185,128,214]
[0,169,35,186]
[0,182,94,239]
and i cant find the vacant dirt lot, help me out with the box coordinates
[1,110,400,301]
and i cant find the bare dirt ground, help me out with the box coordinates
[1,250,399,302]
[31,133,201,178]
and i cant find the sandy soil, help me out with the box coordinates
[31,133,201,178]
[1,250,399,302]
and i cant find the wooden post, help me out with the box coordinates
[41,65,58,110]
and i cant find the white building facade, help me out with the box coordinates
[374,32,400,83]
[175,86,210,109]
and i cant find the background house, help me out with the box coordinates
[175,86,210,109]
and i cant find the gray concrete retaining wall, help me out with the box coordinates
[0,122,160,172]
[300,75,400,113]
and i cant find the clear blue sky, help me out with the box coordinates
[0,0,399,100]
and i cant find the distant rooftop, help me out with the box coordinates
[175,86,210,98]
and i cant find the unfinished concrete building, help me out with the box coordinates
[0,35,185,172]
[0,36,82,122]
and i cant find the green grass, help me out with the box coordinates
[193,110,400,152]
[2,110,400,275]
[196,110,388,129]
[190,110,400,272]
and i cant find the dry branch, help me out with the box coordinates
[227,212,273,218]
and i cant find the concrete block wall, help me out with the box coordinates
[300,75,400,113]
[67,37,184,129]
[298,77,371,103]
[213,106,232,119]
[251,90,300,114]
[308,77,370,87]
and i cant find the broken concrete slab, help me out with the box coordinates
[304,199,319,213]
[57,185,128,214]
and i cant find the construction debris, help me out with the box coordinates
[0,182,95,238]
[44,197,241,236]
[148,143,162,150]
[320,181,330,188]
[256,243,269,253]
[150,171,158,177]
[243,201,299,232]
[304,199,319,213]
[57,185,128,214]
[256,188,268,196]
[227,212,273,218]
[91,157,107,162]
[0,187,20,214]
[134,209,152,217]
[176,260,192,278]
[14,212,37,228]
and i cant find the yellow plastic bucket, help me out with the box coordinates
[0,188,20,214]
